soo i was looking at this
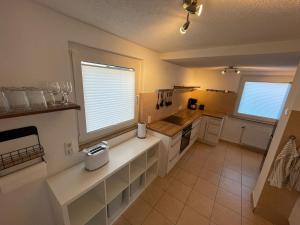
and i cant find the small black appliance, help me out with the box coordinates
[187,98,197,110]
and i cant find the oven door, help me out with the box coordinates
[180,128,192,153]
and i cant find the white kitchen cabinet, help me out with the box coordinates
[191,118,202,142]
[221,116,275,151]
[198,116,224,146]
[148,130,182,176]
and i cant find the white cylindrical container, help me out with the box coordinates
[137,122,147,139]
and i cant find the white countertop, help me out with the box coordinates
[47,135,160,206]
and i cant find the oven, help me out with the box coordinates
[180,124,192,154]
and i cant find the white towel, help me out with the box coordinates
[289,153,300,191]
[268,138,297,188]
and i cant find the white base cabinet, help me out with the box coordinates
[47,136,160,225]
[199,116,224,146]
[221,116,275,150]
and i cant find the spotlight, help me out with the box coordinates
[196,4,203,16]
[180,13,190,34]
[221,69,226,75]
[236,70,241,74]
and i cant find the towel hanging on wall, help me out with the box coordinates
[268,137,298,188]
[289,154,300,191]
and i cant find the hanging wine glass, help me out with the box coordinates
[61,81,72,105]
[47,82,61,105]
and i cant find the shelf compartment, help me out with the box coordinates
[130,153,146,182]
[147,144,159,169]
[146,162,158,186]
[106,165,129,203]
[0,103,80,120]
[130,173,145,199]
[68,182,105,225]
[85,207,107,225]
[107,187,129,224]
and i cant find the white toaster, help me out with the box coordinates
[83,141,109,171]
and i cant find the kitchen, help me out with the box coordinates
[1,1,300,225]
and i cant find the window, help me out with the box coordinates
[70,43,140,143]
[81,62,135,133]
[237,81,291,120]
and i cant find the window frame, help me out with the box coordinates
[70,43,141,144]
[234,75,292,123]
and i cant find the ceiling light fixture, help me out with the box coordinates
[180,13,190,34]
[180,0,203,34]
[221,66,241,75]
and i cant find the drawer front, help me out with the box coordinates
[169,140,181,161]
[170,132,182,146]
[167,152,178,173]
[192,118,202,128]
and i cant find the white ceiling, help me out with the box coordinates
[35,0,300,53]
[166,52,300,67]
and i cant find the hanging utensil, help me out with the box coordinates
[165,91,169,107]
[156,91,160,110]
[170,91,173,106]
[160,91,164,107]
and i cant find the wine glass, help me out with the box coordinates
[47,82,60,105]
[61,81,72,105]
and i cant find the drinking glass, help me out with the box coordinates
[60,81,72,104]
[47,82,61,105]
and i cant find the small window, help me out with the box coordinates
[70,43,140,143]
[237,81,291,120]
[81,62,135,133]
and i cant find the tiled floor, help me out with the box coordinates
[113,141,273,225]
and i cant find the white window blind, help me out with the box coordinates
[81,61,135,133]
[237,81,291,120]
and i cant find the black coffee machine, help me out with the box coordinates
[187,98,197,110]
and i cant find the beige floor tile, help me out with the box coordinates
[198,168,221,186]
[142,209,173,225]
[211,203,241,225]
[155,193,184,224]
[123,198,152,225]
[177,206,210,225]
[222,167,242,183]
[186,190,214,218]
[223,160,242,174]
[219,177,242,196]
[215,188,241,214]
[242,175,257,189]
[242,185,253,201]
[242,200,272,225]
[194,178,218,199]
[166,179,192,203]
[204,161,223,175]
[141,182,164,206]
[174,169,198,188]
[151,177,172,191]
[113,216,131,225]
[181,160,203,176]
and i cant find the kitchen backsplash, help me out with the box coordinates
[139,90,237,123]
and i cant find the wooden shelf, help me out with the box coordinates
[0,103,80,119]
[174,85,200,90]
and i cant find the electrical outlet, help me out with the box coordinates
[64,142,74,156]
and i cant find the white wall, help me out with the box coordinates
[0,1,193,225]
[192,69,241,92]
[253,61,300,207]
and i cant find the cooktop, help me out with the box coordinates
[163,115,188,126]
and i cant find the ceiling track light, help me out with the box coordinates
[180,13,190,34]
[180,0,203,34]
[221,66,241,75]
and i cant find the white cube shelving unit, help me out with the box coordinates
[47,136,160,225]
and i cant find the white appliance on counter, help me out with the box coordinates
[83,141,109,171]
